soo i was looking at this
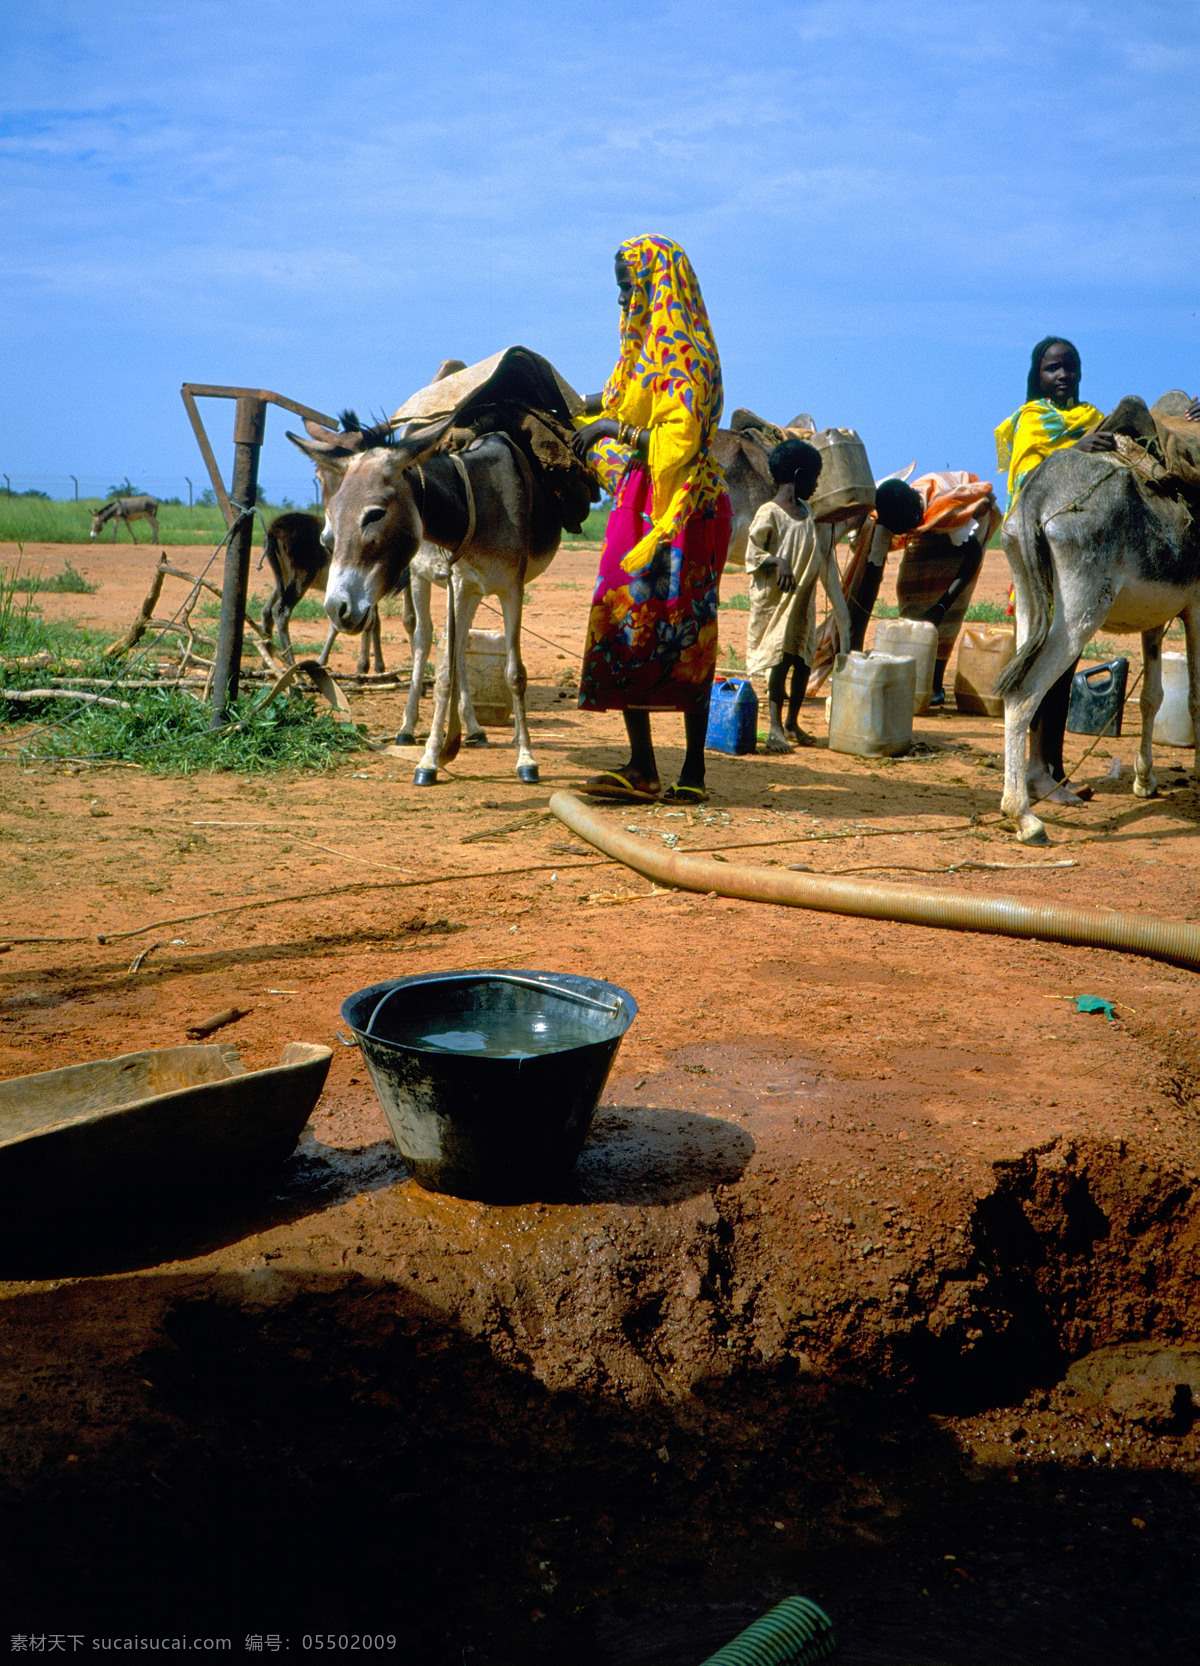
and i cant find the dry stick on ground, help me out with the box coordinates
[33,677,210,690]
[193,824,415,876]
[91,859,616,946]
[186,1005,251,1039]
[2,688,131,710]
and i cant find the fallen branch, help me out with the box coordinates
[94,857,614,945]
[3,687,131,710]
[129,941,164,973]
[105,560,166,658]
[186,1004,252,1039]
[37,676,209,690]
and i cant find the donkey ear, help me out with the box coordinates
[303,417,344,443]
[286,429,353,466]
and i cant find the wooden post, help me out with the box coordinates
[209,396,265,726]
[180,383,338,724]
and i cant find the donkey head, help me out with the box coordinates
[287,421,441,634]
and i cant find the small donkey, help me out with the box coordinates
[90,495,159,542]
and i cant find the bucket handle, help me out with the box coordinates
[363,973,623,1037]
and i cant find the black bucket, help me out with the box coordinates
[341,970,637,1202]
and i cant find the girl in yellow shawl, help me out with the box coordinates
[996,337,1113,805]
[572,235,732,803]
[995,337,1110,510]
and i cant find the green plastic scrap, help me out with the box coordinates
[1076,994,1116,1021]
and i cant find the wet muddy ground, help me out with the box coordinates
[2,540,1199,1659]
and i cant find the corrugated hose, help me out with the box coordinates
[549,790,1200,972]
[699,1595,837,1664]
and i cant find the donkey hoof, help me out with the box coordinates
[413,766,439,787]
[395,731,418,747]
[516,763,540,784]
[465,731,490,748]
[1017,822,1050,847]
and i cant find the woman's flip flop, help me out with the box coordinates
[582,771,661,803]
[662,782,709,803]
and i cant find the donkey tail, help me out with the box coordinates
[994,506,1054,698]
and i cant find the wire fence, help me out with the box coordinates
[0,473,320,506]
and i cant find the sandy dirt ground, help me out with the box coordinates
[2,538,1199,1661]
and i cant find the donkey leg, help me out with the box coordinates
[1002,685,1050,844]
[397,578,432,746]
[356,618,372,677]
[315,621,338,667]
[1182,604,1200,780]
[370,609,385,675]
[414,639,450,784]
[497,578,537,783]
[415,581,465,785]
[1134,626,1166,799]
[457,587,489,746]
[1002,610,1101,843]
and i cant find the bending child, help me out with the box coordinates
[745,438,851,751]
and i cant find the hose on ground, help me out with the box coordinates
[549,791,1200,972]
[699,1595,837,1665]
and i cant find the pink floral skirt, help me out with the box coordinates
[579,464,731,714]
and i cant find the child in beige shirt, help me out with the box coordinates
[745,438,850,750]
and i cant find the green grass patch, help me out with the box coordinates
[200,591,328,624]
[0,497,316,546]
[0,565,109,661]
[721,592,751,611]
[9,560,97,595]
[872,598,1010,623]
[10,685,366,774]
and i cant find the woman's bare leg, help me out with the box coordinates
[613,709,660,793]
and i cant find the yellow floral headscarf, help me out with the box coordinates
[597,235,726,574]
[995,397,1104,510]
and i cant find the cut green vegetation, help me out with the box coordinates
[8,685,366,774]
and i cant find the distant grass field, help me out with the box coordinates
[0,497,319,546]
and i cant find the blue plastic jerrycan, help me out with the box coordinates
[1066,657,1128,737]
[705,677,759,754]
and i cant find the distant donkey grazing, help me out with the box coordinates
[259,510,384,675]
[90,495,159,543]
[997,439,1200,844]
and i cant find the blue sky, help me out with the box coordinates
[1,0,1197,504]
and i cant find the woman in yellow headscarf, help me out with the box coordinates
[571,235,731,802]
[996,336,1113,805]
[994,337,1110,511]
